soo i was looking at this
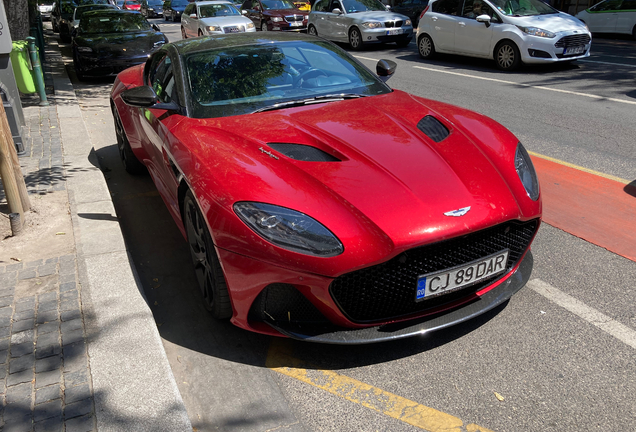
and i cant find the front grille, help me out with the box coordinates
[285,15,304,22]
[384,20,404,28]
[330,219,539,323]
[554,34,591,48]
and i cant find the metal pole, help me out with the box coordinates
[25,36,48,106]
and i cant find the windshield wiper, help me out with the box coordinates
[251,94,368,114]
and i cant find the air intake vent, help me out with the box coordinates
[268,143,340,162]
[417,115,449,143]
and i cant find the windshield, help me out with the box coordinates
[170,0,190,5]
[79,13,152,33]
[147,0,164,5]
[341,0,386,13]
[185,40,389,118]
[199,4,240,16]
[75,5,116,19]
[488,0,557,16]
[39,0,55,5]
[262,0,297,10]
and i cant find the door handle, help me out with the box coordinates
[431,16,437,21]
[458,21,465,26]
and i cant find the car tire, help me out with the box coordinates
[261,21,268,31]
[164,12,168,21]
[632,25,636,40]
[60,26,71,43]
[53,20,59,33]
[308,24,317,36]
[183,190,233,320]
[73,56,85,82]
[198,29,203,37]
[495,40,521,71]
[396,39,410,48]
[181,26,187,39]
[348,27,363,50]
[112,107,146,175]
[418,33,435,59]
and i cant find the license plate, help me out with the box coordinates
[415,250,509,301]
[290,21,303,26]
[225,26,240,33]
[564,46,585,55]
[386,29,403,36]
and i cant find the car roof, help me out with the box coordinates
[81,8,142,16]
[170,32,319,56]
[195,1,234,4]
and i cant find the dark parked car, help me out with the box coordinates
[240,0,308,31]
[141,0,165,17]
[391,0,428,27]
[163,0,189,20]
[53,0,116,42]
[72,9,168,80]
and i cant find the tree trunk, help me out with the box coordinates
[3,0,30,41]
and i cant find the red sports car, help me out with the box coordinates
[110,33,541,344]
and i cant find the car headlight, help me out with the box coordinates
[206,25,222,32]
[404,19,412,26]
[362,21,382,29]
[516,26,556,38]
[76,46,93,53]
[515,143,540,201]
[271,16,283,22]
[247,22,255,28]
[234,202,344,257]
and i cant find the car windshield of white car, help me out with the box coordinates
[341,0,386,12]
[185,40,389,118]
[199,4,240,16]
[262,0,297,9]
[489,0,557,16]
[79,13,152,33]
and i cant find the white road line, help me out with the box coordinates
[353,55,636,106]
[580,59,636,68]
[411,65,636,106]
[528,279,636,350]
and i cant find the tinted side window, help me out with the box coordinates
[620,0,636,9]
[432,0,459,15]
[184,3,194,14]
[149,55,177,104]
[314,0,328,10]
[590,0,622,11]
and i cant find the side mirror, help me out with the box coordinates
[331,7,342,14]
[241,9,247,14]
[121,86,181,112]
[476,14,491,27]
[385,4,391,10]
[190,13,197,18]
[152,23,160,31]
[376,59,397,82]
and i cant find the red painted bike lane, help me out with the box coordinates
[531,155,636,262]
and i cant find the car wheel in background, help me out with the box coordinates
[261,21,268,31]
[183,190,233,319]
[495,40,521,71]
[113,107,146,175]
[632,24,636,40]
[349,27,363,50]
[164,12,168,20]
[60,26,71,43]
[198,29,203,36]
[308,24,317,36]
[181,26,187,39]
[73,54,85,82]
[418,34,435,59]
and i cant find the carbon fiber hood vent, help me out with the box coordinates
[268,143,340,162]
[417,115,449,143]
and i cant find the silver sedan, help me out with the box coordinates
[308,0,413,50]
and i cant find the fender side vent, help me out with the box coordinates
[268,143,340,162]
[417,115,449,143]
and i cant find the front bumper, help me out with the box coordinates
[520,31,592,64]
[267,21,308,31]
[76,53,151,76]
[360,26,413,44]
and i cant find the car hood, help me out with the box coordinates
[344,10,410,22]
[76,31,167,55]
[200,16,253,26]
[186,91,531,252]
[504,12,588,32]
[265,8,308,16]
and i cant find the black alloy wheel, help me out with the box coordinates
[112,107,146,174]
[183,190,232,319]
[418,33,435,59]
[349,27,363,50]
[495,41,521,71]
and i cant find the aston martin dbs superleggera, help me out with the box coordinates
[110,32,541,344]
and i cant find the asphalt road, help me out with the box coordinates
[60,20,636,432]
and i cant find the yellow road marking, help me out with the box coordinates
[266,339,494,432]
[528,151,631,185]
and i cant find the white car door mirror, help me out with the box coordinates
[332,7,342,14]
[476,14,491,24]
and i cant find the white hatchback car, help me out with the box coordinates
[575,0,636,39]
[417,0,592,70]
[181,0,256,37]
